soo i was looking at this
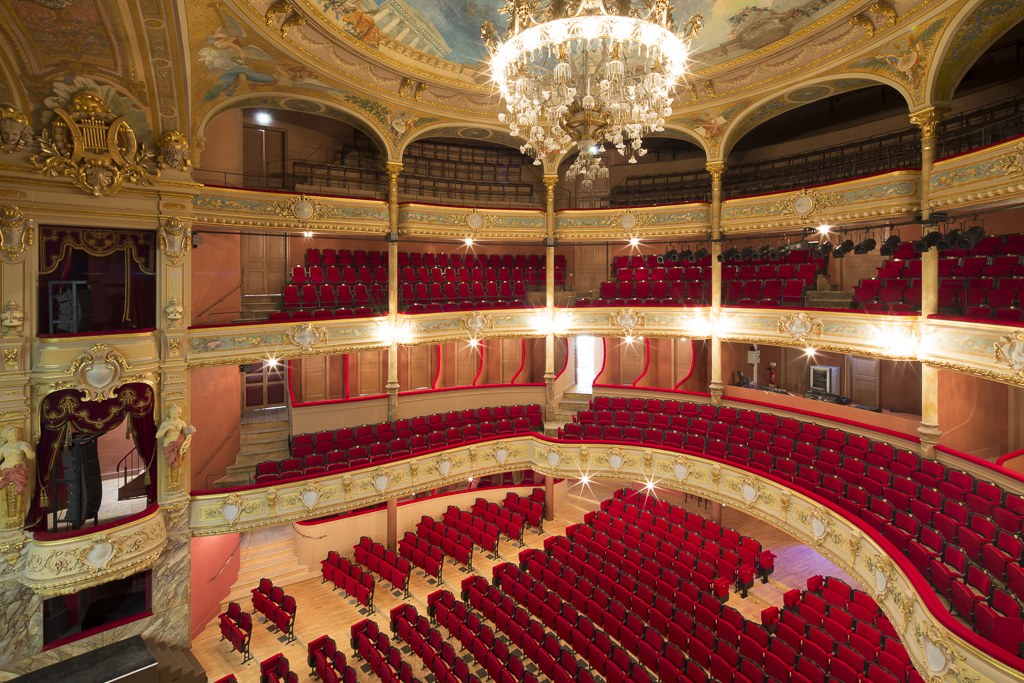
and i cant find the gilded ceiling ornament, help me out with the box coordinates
[847,15,875,38]
[3,348,17,371]
[31,0,76,8]
[398,78,414,98]
[413,83,429,103]
[279,13,306,35]
[287,323,327,353]
[778,312,824,343]
[31,91,158,196]
[164,297,184,328]
[265,0,292,25]
[0,108,32,153]
[705,162,727,182]
[610,309,646,337]
[158,217,190,265]
[64,343,133,400]
[868,1,897,29]
[1,301,24,337]
[0,206,34,262]
[994,330,1024,377]
[156,131,193,172]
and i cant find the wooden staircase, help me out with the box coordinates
[555,387,592,423]
[222,529,319,609]
[237,294,281,322]
[145,639,207,683]
[117,471,148,501]
[214,409,290,488]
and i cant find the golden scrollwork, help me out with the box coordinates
[909,107,951,139]
[385,162,403,184]
[867,0,897,28]
[0,206,34,263]
[287,323,328,353]
[993,329,1024,377]
[778,312,825,343]
[711,464,722,491]
[4,348,18,371]
[459,311,494,337]
[610,309,646,337]
[848,533,861,563]
[705,161,727,183]
[31,92,159,196]
[779,490,791,519]
[997,141,1024,178]
[64,343,134,400]
[740,473,763,508]
[847,14,875,38]
[156,131,193,172]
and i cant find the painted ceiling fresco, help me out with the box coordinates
[317,0,848,69]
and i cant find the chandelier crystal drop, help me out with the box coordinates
[486,0,702,180]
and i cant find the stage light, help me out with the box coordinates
[832,240,855,258]
[629,236,640,247]
[879,235,901,256]
[812,241,833,259]
[816,224,831,234]
[789,238,811,251]
[255,111,272,125]
[935,229,961,252]
[464,237,474,246]
[689,248,708,263]
[853,238,877,255]
[956,224,985,249]
[718,247,738,263]
[735,247,755,263]
[914,231,941,253]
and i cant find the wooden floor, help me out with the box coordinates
[192,482,857,683]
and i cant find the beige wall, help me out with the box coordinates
[938,370,1010,461]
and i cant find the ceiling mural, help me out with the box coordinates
[844,13,948,105]
[309,0,853,72]
[932,0,1024,102]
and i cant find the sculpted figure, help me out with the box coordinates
[0,425,35,529]
[156,404,196,468]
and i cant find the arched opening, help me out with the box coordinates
[724,84,913,198]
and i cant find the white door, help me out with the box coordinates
[576,336,596,393]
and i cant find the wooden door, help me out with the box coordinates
[456,343,477,386]
[501,339,521,383]
[407,345,431,390]
[301,356,327,402]
[620,341,644,385]
[242,125,286,189]
[574,244,609,295]
[357,350,383,396]
[849,356,880,407]
[243,362,285,408]
[241,234,287,295]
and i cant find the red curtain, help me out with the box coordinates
[30,383,156,531]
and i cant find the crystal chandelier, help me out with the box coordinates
[485,0,702,184]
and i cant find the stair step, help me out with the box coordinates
[228,565,318,602]
[177,647,207,683]
[240,422,290,436]
[241,538,295,560]
[235,443,291,458]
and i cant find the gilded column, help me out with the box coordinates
[706,162,727,407]
[910,109,948,458]
[543,175,558,423]
[0,205,35,541]
[385,162,403,422]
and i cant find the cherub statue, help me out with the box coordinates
[156,404,196,468]
[0,425,35,529]
[0,108,32,154]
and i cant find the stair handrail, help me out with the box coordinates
[195,422,241,478]
[196,266,244,322]
[210,535,242,582]
[115,445,142,492]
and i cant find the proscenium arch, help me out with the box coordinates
[397,122,531,162]
[194,91,391,160]
[719,75,915,160]
[927,0,1024,105]
[184,434,1024,680]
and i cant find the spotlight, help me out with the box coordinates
[789,238,811,251]
[750,246,771,262]
[464,237,474,246]
[816,225,832,234]
[956,224,985,249]
[914,231,942,253]
[812,241,833,259]
[735,246,755,263]
[678,248,692,261]
[935,229,962,252]
[663,249,679,263]
[629,236,640,247]
[303,230,313,238]
[832,240,855,258]
[853,238,876,255]
[804,347,816,357]
[254,111,272,125]
[879,235,901,256]
[718,247,738,263]
[689,248,708,263]
[775,244,792,260]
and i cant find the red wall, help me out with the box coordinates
[192,231,242,326]
[190,365,242,490]
[938,370,1009,461]
[190,534,241,639]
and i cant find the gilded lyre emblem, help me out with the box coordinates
[32,92,158,196]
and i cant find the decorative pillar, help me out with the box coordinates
[156,213,193,503]
[710,501,723,526]
[910,109,948,459]
[385,162,403,422]
[386,497,398,552]
[706,162,727,407]
[544,473,555,522]
[0,205,35,542]
[543,175,558,423]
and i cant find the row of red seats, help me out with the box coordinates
[391,602,488,683]
[466,497,527,544]
[399,251,557,270]
[305,248,386,267]
[400,266,549,284]
[417,516,474,568]
[283,283,382,309]
[398,532,444,582]
[879,252,1024,279]
[400,280,530,302]
[600,281,706,300]
[250,579,297,643]
[259,653,297,683]
[308,635,358,683]
[566,399,1024,658]
[405,300,530,313]
[321,550,379,606]
[292,265,386,285]
[218,602,252,664]
[269,307,373,321]
[504,490,545,530]
[353,619,420,683]
[354,538,406,602]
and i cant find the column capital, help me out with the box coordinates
[542,175,559,193]
[909,107,950,138]
[705,161,727,181]
[384,162,403,182]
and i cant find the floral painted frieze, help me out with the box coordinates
[930,138,1024,209]
[192,191,388,230]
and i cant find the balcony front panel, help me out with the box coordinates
[929,136,1024,210]
[720,170,921,233]
[921,316,1024,388]
[397,203,546,239]
[192,189,389,233]
[554,203,711,240]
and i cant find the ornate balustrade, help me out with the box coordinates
[929,134,1024,209]
[21,504,168,596]
[187,435,1023,683]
